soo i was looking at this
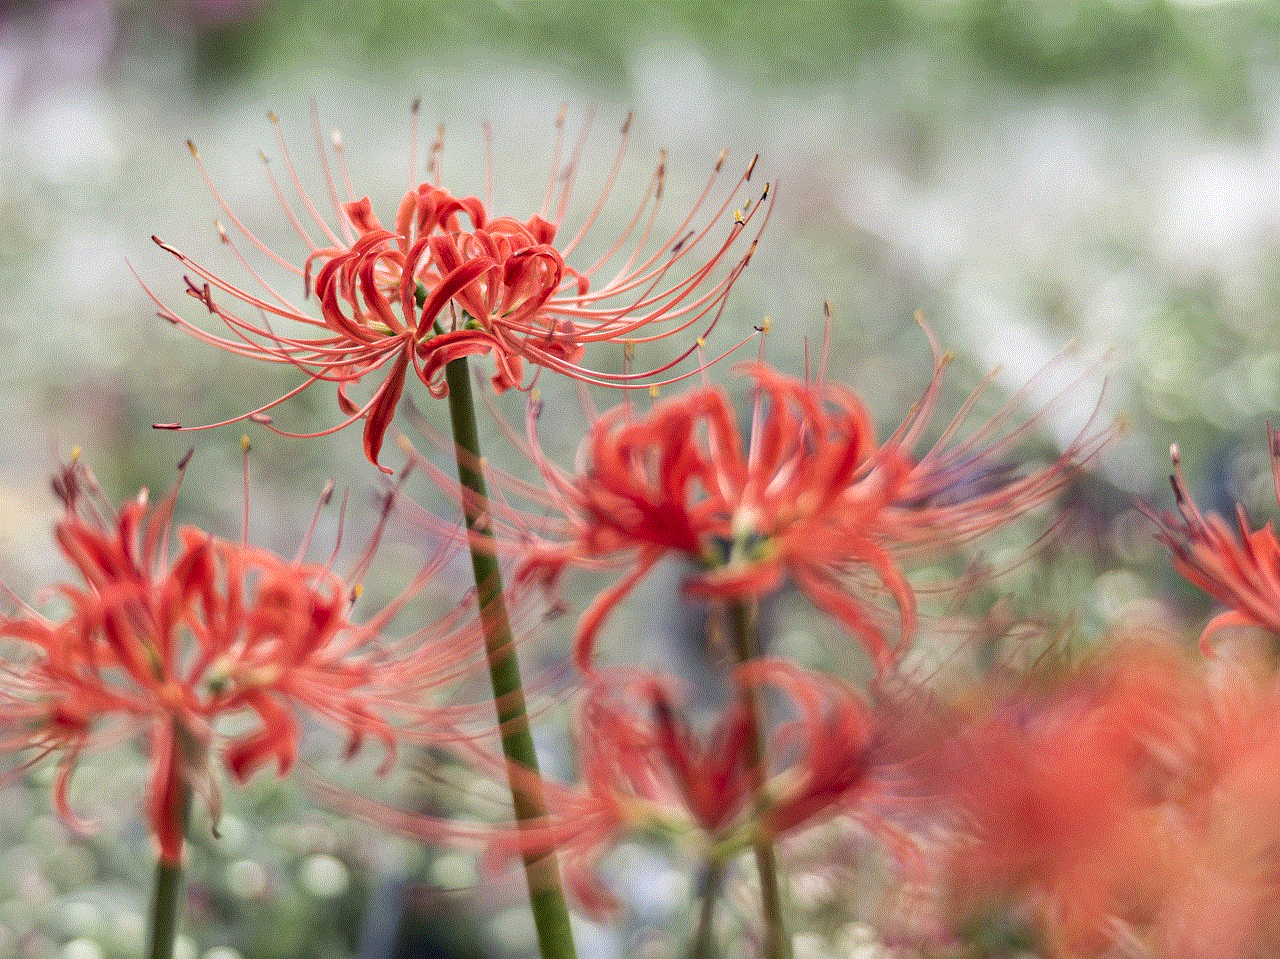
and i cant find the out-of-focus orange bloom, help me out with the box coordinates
[574,660,875,835]
[325,659,879,919]
[935,642,1198,957]
[146,106,771,472]
[934,639,1280,958]
[0,453,458,862]
[1152,654,1280,959]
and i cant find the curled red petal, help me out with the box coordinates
[361,346,411,474]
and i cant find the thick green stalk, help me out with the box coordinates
[148,858,184,959]
[728,599,791,959]
[444,357,578,959]
[147,728,192,959]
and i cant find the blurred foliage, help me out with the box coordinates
[141,0,1280,129]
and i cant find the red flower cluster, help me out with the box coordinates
[936,642,1194,956]
[924,636,1280,959]
[146,107,772,472]
[0,454,451,862]
[572,661,874,835]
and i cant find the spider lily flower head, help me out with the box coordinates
[494,660,877,917]
[514,362,917,673]
[1144,428,1280,651]
[145,105,773,472]
[321,659,885,920]
[933,640,1280,957]
[508,329,1109,674]
[0,449,452,862]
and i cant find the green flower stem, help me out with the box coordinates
[147,727,192,959]
[728,599,791,959]
[444,357,578,959]
[690,861,724,959]
[148,858,184,959]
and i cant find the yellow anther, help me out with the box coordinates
[649,385,660,399]
[241,434,251,452]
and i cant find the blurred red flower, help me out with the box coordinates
[456,660,875,918]
[936,642,1197,957]
[1153,654,1280,959]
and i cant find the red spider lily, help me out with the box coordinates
[497,334,1109,673]
[337,659,879,919]
[144,105,772,472]
[541,660,880,915]
[512,363,917,673]
[0,452,469,862]
[1144,428,1280,651]
[920,637,1280,958]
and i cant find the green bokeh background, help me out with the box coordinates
[2,2,1279,957]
